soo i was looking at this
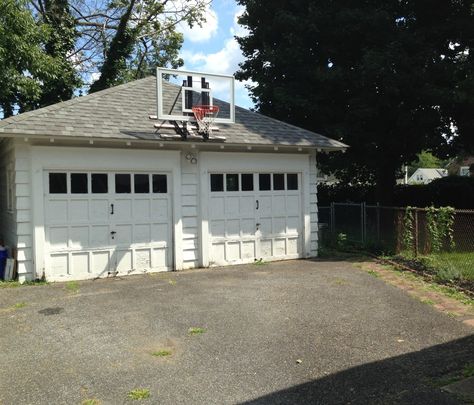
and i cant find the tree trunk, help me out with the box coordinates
[89,0,137,93]
[375,163,397,205]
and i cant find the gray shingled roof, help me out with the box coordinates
[0,76,347,149]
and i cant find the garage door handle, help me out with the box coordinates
[256,200,259,210]
[110,203,114,215]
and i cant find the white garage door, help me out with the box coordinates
[208,172,302,265]
[44,171,172,280]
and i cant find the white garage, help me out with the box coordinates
[0,70,347,282]
[44,171,171,279]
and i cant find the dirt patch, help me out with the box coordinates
[357,261,474,327]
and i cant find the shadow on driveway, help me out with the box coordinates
[241,334,474,404]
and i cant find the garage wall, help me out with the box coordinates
[0,140,34,282]
[309,151,319,256]
[14,143,34,282]
[0,139,17,253]
[181,151,200,269]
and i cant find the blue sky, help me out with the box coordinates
[177,0,254,109]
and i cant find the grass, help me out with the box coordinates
[463,363,474,378]
[65,280,79,293]
[367,269,379,278]
[380,262,474,307]
[0,280,48,288]
[333,278,348,285]
[420,297,435,306]
[12,302,27,309]
[81,399,101,405]
[127,388,150,400]
[397,251,474,283]
[432,362,474,387]
[188,327,206,335]
[253,258,267,265]
[418,252,474,281]
[168,279,176,285]
[151,349,172,357]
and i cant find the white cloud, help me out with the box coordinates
[229,6,248,37]
[180,6,254,108]
[178,6,218,43]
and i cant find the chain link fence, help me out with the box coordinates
[319,203,474,290]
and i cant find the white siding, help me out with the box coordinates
[14,143,34,281]
[0,140,34,282]
[309,152,319,256]
[0,139,17,251]
[180,152,200,269]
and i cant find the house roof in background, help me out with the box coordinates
[0,76,347,149]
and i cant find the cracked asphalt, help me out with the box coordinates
[0,259,473,404]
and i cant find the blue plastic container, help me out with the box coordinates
[0,249,8,280]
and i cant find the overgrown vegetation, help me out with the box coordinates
[318,177,474,209]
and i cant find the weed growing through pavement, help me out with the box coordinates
[188,327,206,335]
[127,388,150,400]
[152,350,172,357]
[65,281,79,293]
[81,399,101,405]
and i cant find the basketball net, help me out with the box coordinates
[192,105,219,136]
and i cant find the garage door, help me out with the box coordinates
[44,171,172,280]
[208,172,302,265]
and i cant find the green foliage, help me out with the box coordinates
[0,0,60,116]
[408,151,446,177]
[237,0,474,202]
[426,206,455,253]
[39,0,81,106]
[89,0,206,91]
[127,388,150,400]
[402,207,415,253]
[318,176,474,209]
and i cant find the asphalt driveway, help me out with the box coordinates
[0,259,473,405]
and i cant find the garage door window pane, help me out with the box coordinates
[210,174,224,192]
[273,173,285,190]
[49,173,67,194]
[92,174,108,193]
[241,174,253,191]
[71,173,88,193]
[287,173,298,190]
[226,174,239,191]
[153,174,167,193]
[259,173,271,191]
[134,174,149,193]
[115,174,131,193]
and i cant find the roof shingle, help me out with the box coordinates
[0,76,347,149]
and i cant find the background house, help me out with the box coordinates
[407,168,447,185]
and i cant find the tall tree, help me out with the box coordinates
[236,0,474,203]
[0,0,59,117]
[39,0,81,105]
[78,0,208,92]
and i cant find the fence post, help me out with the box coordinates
[376,202,381,242]
[414,209,419,257]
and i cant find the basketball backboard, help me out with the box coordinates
[156,67,235,124]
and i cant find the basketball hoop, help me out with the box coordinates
[192,105,219,136]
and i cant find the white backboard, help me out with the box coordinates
[156,67,235,124]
